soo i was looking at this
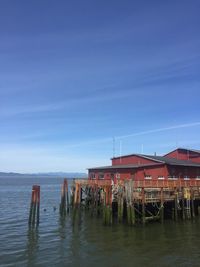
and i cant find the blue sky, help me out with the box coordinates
[0,0,200,173]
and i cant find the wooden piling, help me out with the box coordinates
[29,187,35,225]
[36,186,40,225]
[142,187,145,225]
[174,190,178,221]
[117,185,124,223]
[70,182,75,208]
[127,202,135,225]
[60,179,69,216]
[160,188,164,223]
[125,180,135,226]
[198,205,200,216]
[181,188,185,220]
[191,189,195,218]
[102,185,112,225]
[71,179,200,226]
[65,179,69,213]
[29,185,40,226]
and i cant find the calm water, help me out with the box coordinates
[0,176,200,267]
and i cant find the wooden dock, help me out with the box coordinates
[71,179,200,225]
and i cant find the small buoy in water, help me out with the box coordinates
[53,206,56,211]
[44,208,47,212]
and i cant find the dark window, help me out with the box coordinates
[98,173,104,179]
[90,173,96,179]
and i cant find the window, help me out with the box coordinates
[196,176,200,180]
[90,173,96,179]
[145,175,152,179]
[98,172,104,179]
[158,176,165,180]
[184,176,190,180]
[168,175,178,180]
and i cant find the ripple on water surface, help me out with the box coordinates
[1,177,200,267]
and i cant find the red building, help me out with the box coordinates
[88,148,200,183]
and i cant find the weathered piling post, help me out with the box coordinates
[85,185,92,210]
[65,179,69,213]
[29,185,40,227]
[70,180,76,208]
[60,180,66,216]
[93,184,99,215]
[103,184,112,225]
[126,180,135,226]
[186,199,191,219]
[181,187,185,220]
[29,187,35,225]
[71,181,82,225]
[160,187,164,223]
[184,188,191,219]
[198,205,200,216]
[60,179,69,216]
[36,186,40,225]
[174,189,178,221]
[117,182,124,223]
[142,187,146,225]
[191,189,195,218]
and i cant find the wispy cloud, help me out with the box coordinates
[61,121,200,148]
[116,122,200,140]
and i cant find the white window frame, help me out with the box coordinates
[98,172,104,179]
[145,175,152,180]
[168,176,178,180]
[90,173,96,179]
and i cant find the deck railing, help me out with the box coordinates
[133,179,200,188]
[82,178,200,188]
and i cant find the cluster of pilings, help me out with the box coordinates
[28,179,200,227]
[71,179,200,225]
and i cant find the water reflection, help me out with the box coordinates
[58,216,67,239]
[1,176,200,267]
[26,227,39,266]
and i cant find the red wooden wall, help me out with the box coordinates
[165,149,200,163]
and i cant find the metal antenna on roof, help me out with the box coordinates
[141,144,144,154]
[120,140,122,163]
[113,137,115,158]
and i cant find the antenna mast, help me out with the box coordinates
[113,137,115,158]
[120,140,122,163]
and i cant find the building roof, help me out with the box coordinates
[143,155,200,167]
[164,147,200,156]
[88,163,162,170]
[89,153,200,170]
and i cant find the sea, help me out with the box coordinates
[0,176,200,267]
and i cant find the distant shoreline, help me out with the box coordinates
[0,172,87,178]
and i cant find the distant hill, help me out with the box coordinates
[0,172,87,178]
[35,172,87,178]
